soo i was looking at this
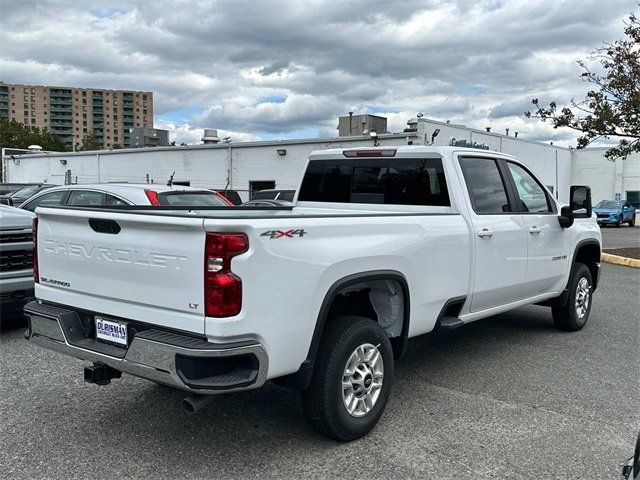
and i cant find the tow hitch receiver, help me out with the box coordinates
[84,363,122,386]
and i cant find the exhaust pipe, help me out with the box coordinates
[182,394,215,414]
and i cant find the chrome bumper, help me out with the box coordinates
[24,301,269,394]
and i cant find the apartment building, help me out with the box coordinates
[0,82,153,149]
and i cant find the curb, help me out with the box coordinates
[602,253,640,268]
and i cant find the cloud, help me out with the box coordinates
[0,0,635,145]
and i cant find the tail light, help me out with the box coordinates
[32,217,39,283]
[204,233,248,317]
[144,189,160,206]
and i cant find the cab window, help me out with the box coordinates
[459,157,511,214]
[506,162,554,213]
[299,157,450,206]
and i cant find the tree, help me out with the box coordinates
[77,132,104,151]
[0,118,66,151]
[525,10,639,160]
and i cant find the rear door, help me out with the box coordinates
[459,156,528,312]
[36,208,206,334]
[502,160,570,297]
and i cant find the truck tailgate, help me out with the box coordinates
[35,208,206,334]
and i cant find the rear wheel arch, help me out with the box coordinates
[274,270,410,390]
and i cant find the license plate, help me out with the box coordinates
[95,317,128,346]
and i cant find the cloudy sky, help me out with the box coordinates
[1,0,636,145]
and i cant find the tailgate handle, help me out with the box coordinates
[89,218,121,234]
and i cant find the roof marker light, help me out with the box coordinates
[342,149,397,158]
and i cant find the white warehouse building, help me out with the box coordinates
[2,117,639,206]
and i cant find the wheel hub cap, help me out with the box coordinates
[575,277,591,319]
[342,343,384,417]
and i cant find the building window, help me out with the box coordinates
[627,191,640,209]
[31,88,35,94]
[83,128,87,133]
[30,95,34,101]
[31,118,35,124]
[82,91,86,96]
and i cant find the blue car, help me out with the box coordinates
[594,200,636,227]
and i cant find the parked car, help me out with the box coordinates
[594,199,636,227]
[621,431,640,479]
[0,183,43,196]
[251,189,295,201]
[25,146,601,441]
[19,183,233,212]
[0,205,35,318]
[4,184,55,207]
[241,199,293,207]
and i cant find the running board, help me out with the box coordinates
[439,316,465,330]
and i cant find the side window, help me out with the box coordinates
[21,191,66,212]
[66,190,104,206]
[506,162,553,213]
[459,157,511,214]
[105,194,128,206]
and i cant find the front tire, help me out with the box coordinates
[616,215,623,227]
[629,214,636,227]
[301,315,394,441]
[552,263,593,331]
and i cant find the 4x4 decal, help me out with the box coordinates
[261,229,307,239]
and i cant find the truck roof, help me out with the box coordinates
[309,145,516,160]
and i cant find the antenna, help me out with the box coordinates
[167,171,176,186]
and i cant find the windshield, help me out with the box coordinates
[10,185,41,198]
[157,191,230,207]
[595,200,620,209]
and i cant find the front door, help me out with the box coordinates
[459,156,528,312]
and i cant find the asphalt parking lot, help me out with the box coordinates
[1,262,638,480]
[601,223,639,249]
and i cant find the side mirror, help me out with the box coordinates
[558,186,592,229]
[0,196,13,206]
[570,185,592,218]
[558,206,574,228]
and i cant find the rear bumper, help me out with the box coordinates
[24,301,269,394]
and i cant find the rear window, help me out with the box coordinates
[298,157,450,206]
[157,191,229,207]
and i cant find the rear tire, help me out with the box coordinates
[552,263,593,332]
[301,315,393,441]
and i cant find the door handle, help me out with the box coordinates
[529,226,542,234]
[477,228,493,238]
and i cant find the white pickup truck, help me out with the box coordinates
[25,146,601,440]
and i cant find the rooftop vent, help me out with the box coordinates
[27,145,43,152]
[202,129,220,144]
